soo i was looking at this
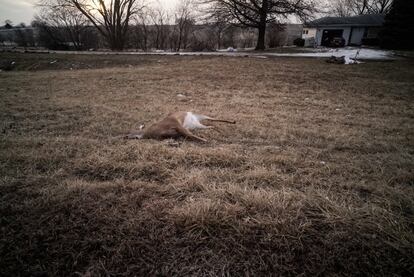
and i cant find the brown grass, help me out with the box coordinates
[1,52,414,276]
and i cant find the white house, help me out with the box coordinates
[302,14,385,47]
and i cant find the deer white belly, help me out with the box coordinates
[183,112,205,130]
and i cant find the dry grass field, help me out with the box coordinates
[1,52,414,276]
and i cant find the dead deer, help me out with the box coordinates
[124,111,236,142]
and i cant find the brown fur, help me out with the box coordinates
[125,111,235,142]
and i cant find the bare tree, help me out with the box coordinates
[130,8,151,50]
[350,0,370,14]
[329,0,393,16]
[206,11,231,49]
[369,0,392,13]
[149,4,171,50]
[36,0,89,50]
[14,23,36,47]
[189,25,217,50]
[63,0,145,50]
[201,0,318,50]
[329,0,354,16]
[174,0,196,51]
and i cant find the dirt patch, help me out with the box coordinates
[0,51,182,71]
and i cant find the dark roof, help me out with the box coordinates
[306,14,385,27]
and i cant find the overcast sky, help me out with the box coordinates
[0,0,179,25]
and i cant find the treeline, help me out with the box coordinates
[15,0,314,51]
[0,21,289,52]
[0,23,37,48]
[1,0,410,51]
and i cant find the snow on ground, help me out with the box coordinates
[23,47,394,61]
[268,47,393,60]
[217,47,392,60]
[179,47,393,61]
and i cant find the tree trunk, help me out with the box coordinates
[177,26,183,52]
[255,24,266,50]
[217,32,221,49]
[110,38,124,51]
[255,0,268,50]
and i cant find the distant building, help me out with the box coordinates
[302,14,385,47]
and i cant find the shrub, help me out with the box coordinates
[293,38,305,47]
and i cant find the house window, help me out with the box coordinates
[303,30,309,35]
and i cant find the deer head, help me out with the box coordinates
[124,124,145,139]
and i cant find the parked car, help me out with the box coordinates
[330,37,346,47]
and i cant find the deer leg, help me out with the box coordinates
[175,126,207,142]
[203,125,222,133]
[204,117,236,124]
[194,113,236,125]
[124,132,143,139]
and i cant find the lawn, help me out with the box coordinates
[0,52,413,276]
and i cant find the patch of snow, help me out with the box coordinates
[217,47,237,52]
[269,47,392,60]
[182,47,392,60]
[35,47,394,61]
[252,55,267,59]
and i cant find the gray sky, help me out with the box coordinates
[0,0,36,25]
[0,0,179,25]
